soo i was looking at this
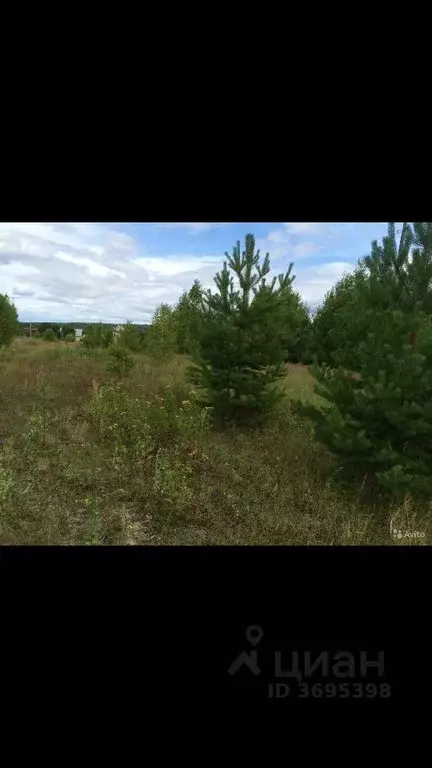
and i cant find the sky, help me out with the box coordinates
[0,222,392,323]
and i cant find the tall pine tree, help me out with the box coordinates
[298,222,432,498]
[188,233,296,425]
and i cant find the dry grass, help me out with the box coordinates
[0,338,430,546]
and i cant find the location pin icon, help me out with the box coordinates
[246,625,264,646]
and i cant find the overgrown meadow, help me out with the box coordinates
[0,337,429,545]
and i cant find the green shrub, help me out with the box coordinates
[35,323,62,339]
[142,388,212,451]
[0,294,19,347]
[59,324,75,340]
[106,344,134,376]
[0,345,16,367]
[87,383,153,452]
[82,324,112,349]
[87,382,211,460]
[42,328,57,342]
[145,304,178,358]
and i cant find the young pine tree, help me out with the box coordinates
[106,344,134,377]
[311,269,368,368]
[298,222,432,499]
[278,288,313,363]
[188,233,296,425]
[117,321,140,352]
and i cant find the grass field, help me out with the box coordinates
[0,337,430,545]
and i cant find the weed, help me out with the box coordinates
[153,447,194,520]
[81,495,104,545]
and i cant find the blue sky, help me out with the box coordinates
[0,222,392,323]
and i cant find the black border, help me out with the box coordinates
[2,546,430,733]
[1,162,431,742]
[1,138,426,223]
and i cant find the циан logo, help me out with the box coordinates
[228,625,263,676]
[228,626,390,700]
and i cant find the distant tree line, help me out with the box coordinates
[18,322,76,339]
[16,322,150,344]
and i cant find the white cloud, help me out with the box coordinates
[0,223,104,251]
[0,223,358,323]
[11,282,35,296]
[292,242,322,259]
[293,262,354,307]
[256,225,322,261]
[132,255,221,277]
[156,223,229,234]
[283,223,324,235]
[54,251,127,279]
[87,245,104,256]
[0,262,42,277]
[0,223,227,323]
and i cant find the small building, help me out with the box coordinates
[74,328,83,342]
